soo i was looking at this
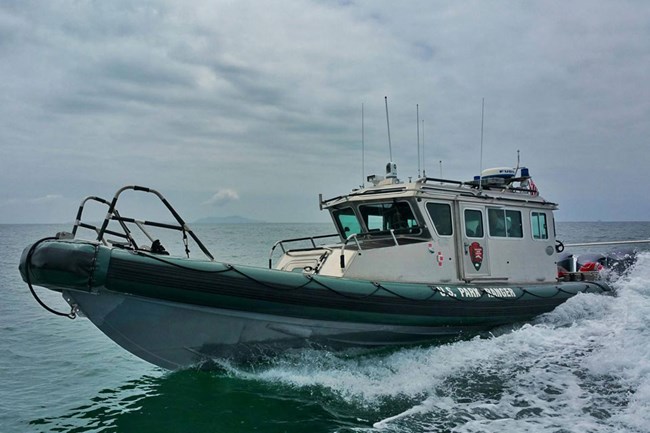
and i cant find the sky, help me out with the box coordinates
[1,0,649,224]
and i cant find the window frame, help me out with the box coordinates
[487,207,524,239]
[464,208,484,238]
[332,206,363,238]
[531,211,549,240]
[425,201,454,237]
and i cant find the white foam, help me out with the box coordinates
[231,252,650,432]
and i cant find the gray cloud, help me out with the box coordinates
[1,0,649,223]
[0,194,63,207]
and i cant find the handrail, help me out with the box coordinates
[72,196,132,246]
[389,228,398,245]
[267,223,433,270]
[72,196,112,238]
[72,185,214,261]
[358,226,421,242]
[339,233,363,269]
[564,239,650,247]
[422,176,466,186]
[268,233,339,269]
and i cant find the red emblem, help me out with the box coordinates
[468,242,483,271]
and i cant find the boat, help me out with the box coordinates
[19,165,622,369]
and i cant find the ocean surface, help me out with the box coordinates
[2,221,650,433]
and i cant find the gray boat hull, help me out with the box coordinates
[65,289,482,369]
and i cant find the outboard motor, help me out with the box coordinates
[576,253,606,272]
[604,247,638,276]
[558,252,608,281]
[557,252,576,278]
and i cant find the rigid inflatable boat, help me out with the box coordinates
[20,166,617,369]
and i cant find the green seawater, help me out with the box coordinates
[2,222,650,432]
[26,370,374,432]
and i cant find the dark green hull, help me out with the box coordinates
[20,239,612,369]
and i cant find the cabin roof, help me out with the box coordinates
[321,176,558,210]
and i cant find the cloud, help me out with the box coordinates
[0,1,649,222]
[202,189,239,207]
[29,194,63,204]
[0,194,63,208]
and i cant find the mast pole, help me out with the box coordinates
[385,96,392,162]
[417,104,421,178]
[478,98,485,193]
[422,119,426,177]
[361,103,365,188]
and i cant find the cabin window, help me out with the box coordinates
[332,207,362,237]
[359,201,419,234]
[426,202,453,236]
[464,209,484,238]
[488,208,523,238]
[531,212,548,240]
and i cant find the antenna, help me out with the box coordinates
[361,103,365,188]
[439,160,443,178]
[515,149,520,176]
[416,104,421,178]
[478,98,485,193]
[422,119,426,177]
[384,96,392,162]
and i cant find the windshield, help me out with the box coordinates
[332,207,362,237]
[359,201,419,234]
[332,201,421,238]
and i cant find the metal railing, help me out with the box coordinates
[268,233,340,269]
[339,233,363,269]
[71,185,214,260]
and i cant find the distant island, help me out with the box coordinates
[193,215,263,224]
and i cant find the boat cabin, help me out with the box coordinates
[273,167,559,285]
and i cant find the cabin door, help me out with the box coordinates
[458,205,491,281]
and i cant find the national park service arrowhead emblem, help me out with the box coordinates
[468,241,483,271]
